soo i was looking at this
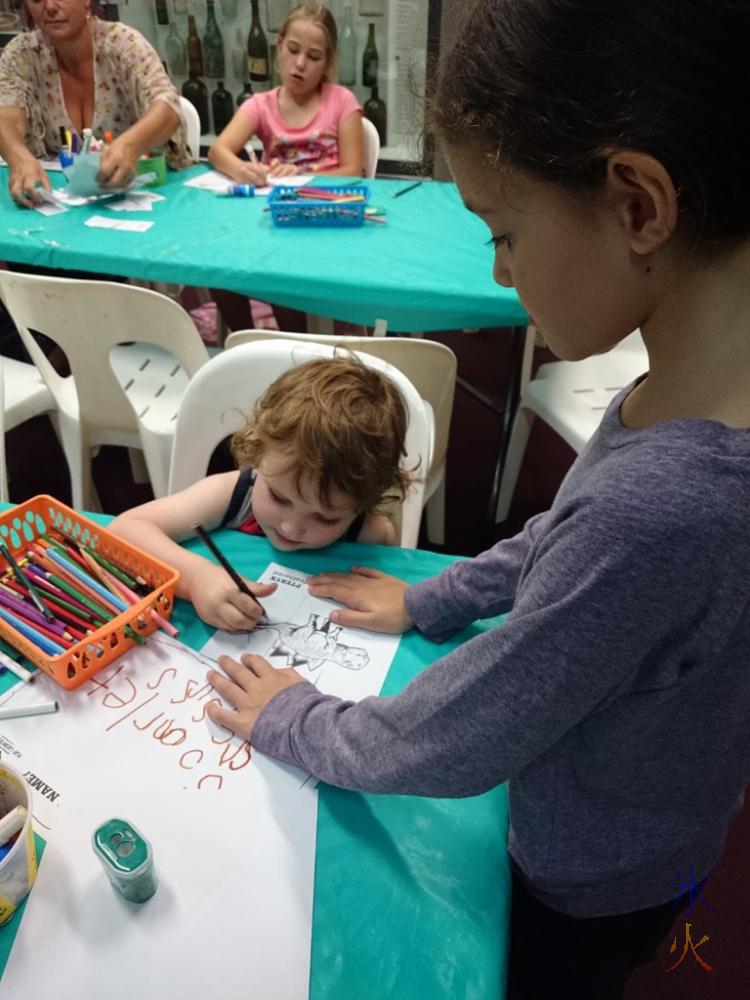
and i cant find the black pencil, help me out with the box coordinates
[193,525,267,618]
[0,540,56,622]
[392,180,423,199]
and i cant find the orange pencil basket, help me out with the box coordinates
[0,496,179,691]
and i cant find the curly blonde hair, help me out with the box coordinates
[231,354,412,513]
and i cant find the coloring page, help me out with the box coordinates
[201,563,401,705]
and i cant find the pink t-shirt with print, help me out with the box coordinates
[240,83,362,172]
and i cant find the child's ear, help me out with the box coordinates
[604,150,678,256]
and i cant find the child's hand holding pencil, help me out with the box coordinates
[190,526,276,632]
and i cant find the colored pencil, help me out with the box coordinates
[82,552,178,638]
[0,588,70,638]
[193,525,266,618]
[0,540,55,622]
[0,607,65,655]
[43,547,129,614]
[392,181,423,199]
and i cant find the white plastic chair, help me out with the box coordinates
[0,354,57,503]
[0,272,211,512]
[495,329,648,522]
[179,95,201,162]
[225,328,457,545]
[168,340,432,548]
[361,116,380,179]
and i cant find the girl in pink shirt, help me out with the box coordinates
[209,3,364,184]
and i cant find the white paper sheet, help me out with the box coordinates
[84,215,154,232]
[183,169,314,196]
[0,636,318,999]
[201,562,400,705]
[0,775,317,1000]
[107,191,165,212]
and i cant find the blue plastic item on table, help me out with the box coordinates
[268,183,371,228]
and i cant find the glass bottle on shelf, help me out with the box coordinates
[358,0,384,14]
[247,0,270,82]
[187,14,205,77]
[203,0,226,79]
[338,0,356,86]
[363,83,386,145]
[232,27,246,79]
[237,77,254,106]
[165,16,187,76]
[156,0,170,25]
[182,72,210,134]
[362,23,378,88]
[219,0,238,17]
[212,81,235,133]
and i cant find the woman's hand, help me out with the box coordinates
[308,566,412,634]
[8,155,51,208]
[231,159,268,186]
[97,137,139,189]
[187,563,277,631]
[267,159,299,178]
[206,654,306,740]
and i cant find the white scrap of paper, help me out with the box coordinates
[183,169,313,196]
[107,191,165,212]
[85,214,154,232]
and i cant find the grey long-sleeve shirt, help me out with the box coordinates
[252,390,750,916]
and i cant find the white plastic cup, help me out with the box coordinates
[0,763,36,925]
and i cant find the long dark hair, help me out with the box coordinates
[433,0,750,246]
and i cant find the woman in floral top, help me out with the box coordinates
[0,1,192,207]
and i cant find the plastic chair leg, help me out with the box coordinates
[139,429,173,499]
[494,405,536,524]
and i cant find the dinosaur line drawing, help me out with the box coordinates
[256,614,369,672]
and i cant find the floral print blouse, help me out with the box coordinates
[0,18,192,168]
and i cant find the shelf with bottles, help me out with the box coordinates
[121,0,429,168]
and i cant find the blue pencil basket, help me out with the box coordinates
[268,184,371,228]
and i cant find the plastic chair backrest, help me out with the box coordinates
[361,116,380,179]
[0,272,209,438]
[224,328,457,475]
[168,340,432,548]
[179,95,201,161]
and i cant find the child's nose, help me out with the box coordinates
[280,515,304,540]
[493,261,514,288]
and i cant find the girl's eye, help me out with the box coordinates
[315,515,340,526]
[486,234,512,250]
[269,490,290,506]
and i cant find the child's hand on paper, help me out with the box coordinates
[268,159,299,178]
[308,566,412,634]
[188,562,276,631]
[97,138,138,189]
[206,654,306,739]
[233,160,268,186]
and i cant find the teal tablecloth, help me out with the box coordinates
[0,517,510,998]
[0,165,527,332]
